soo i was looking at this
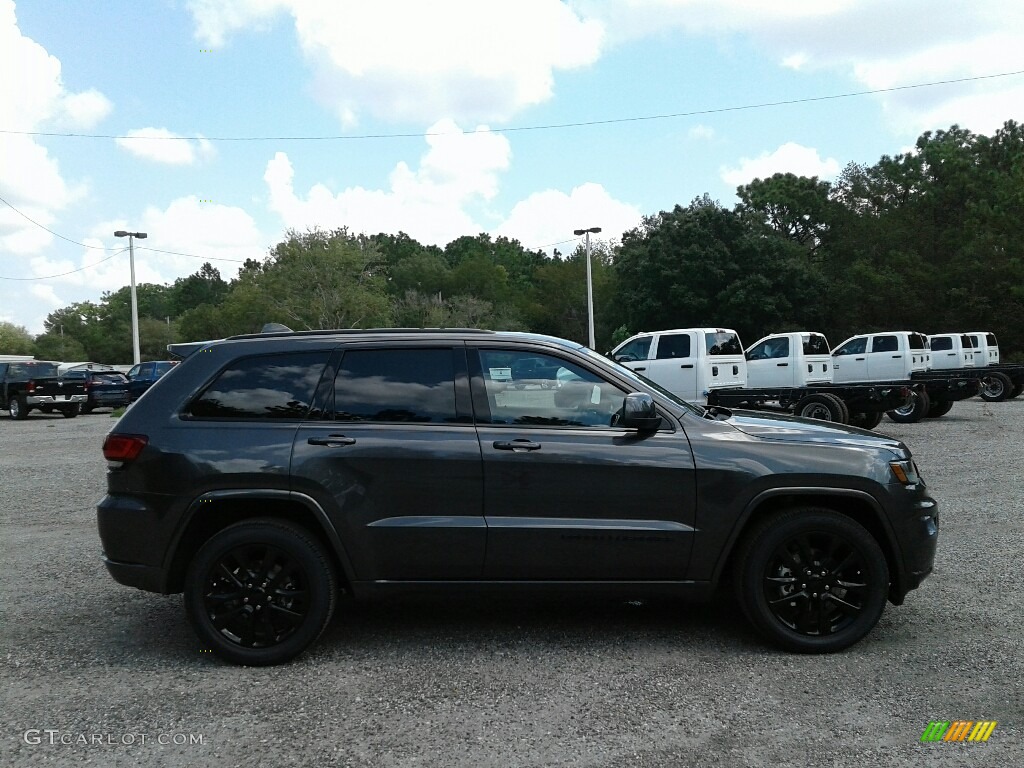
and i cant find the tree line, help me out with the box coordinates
[2,121,1021,363]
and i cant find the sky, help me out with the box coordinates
[1,0,1022,335]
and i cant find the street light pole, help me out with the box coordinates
[573,226,602,349]
[114,230,148,365]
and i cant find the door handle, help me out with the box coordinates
[776,363,788,367]
[633,366,646,371]
[493,439,541,452]
[307,435,356,446]
[680,364,694,369]
[892,355,902,358]
[855,357,865,361]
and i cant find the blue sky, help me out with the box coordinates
[2,0,1022,334]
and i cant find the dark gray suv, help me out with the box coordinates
[98,329,938,665]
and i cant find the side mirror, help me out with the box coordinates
[614,353,637,363]
[617,393,661,431]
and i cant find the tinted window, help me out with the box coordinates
[908,334,927,350]
[803,335,830,355]
[190,352,329,420]
[10,362,59,378]
[656,334,691,359]
[614,336,652,362]
[930,337,952,351]
[61,370,88,380]
[705,332,742,356]
[331,348,456,423]
[872,335,898,353]
[96,373,128,384]
[986,333,998,346]
[834,338,867,355]
[961,335,974,349]
[479,349,625,428]
[154,362,176,375]
[747,337,789,360]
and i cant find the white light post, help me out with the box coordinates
[114,230,147,365]
[573,226,602,349]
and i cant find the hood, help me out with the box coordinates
[724,409,907,454]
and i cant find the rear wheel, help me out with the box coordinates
[926,400,953,418]
[795,394,845,423]
[81,403,94,414]
[60,404,80,418]
[1009,383,1024,400]
[9,396,28,420]
[733,508,889,653]
[184,519,337,666]
[825,393,849,424]
[887,389,930,423]
[848,411,884,430]
[980,372,1012,402]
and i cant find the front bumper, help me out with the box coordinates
[888,490,939,604]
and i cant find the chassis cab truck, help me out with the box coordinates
[610,328,746,403]
[963,331,1024,401]
[745,332,832,388]
[927,334,975,370]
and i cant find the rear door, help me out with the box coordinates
[703,330,746,392]
[470,344,696,580]
[866,334,905,380]
[644,332,699,400]
[291,344,485,581]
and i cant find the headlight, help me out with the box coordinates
[889,460,921,485]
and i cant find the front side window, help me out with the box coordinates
[613,336,652,362]
[705,332,742,356]
[747,337,789,360]
[479,349,626,428]
[330,348,457,423]
[189,351,329,419]
[834,337,867,356]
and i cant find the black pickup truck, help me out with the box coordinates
[1,360,87,419]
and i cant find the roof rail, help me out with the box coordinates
[226,327,497,341]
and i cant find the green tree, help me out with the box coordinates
[0,321,35,355]
[33,333,87,361]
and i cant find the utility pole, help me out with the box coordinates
[573,227,602,349]
[114,230,148,365]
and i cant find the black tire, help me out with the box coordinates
[81,403,94,414]
[848,411,884,430]
[794,394,845,423]
[733,508,889,653]
[184,519,337,666]
[1009,383,1023,400]
[925,400,953,418]
[887,389,930,423]
[824,393,849,424]
[9,396,28,420]
[60,404,80,418]
[980,372,1012,402]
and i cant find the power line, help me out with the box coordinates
[135,246,249,264]
[0,248,127,280]
[1,70,1021,143]
[0,194,113,250]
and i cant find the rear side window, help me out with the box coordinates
[705,332,742,356]
[330,348,457,423]
[189,352,329,420]
[655,334,691,359]
[803,335,830,355]
[11,362,59,377]
[871,335,898,353]
[930,337,952,351]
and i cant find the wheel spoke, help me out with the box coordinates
[217,563,245,589]
[824,593,863,617]
[268,603,304,624]
[210,604,246,630]
[765,576,798,585]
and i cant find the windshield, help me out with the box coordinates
[578,346,704,416]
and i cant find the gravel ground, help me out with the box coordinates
[1,399,1021,767]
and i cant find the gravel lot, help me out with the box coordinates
[2,399,1021,767]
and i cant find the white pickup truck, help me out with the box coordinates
[609,328,746,403]
[830,331,979,420]
[927,334,976,370]
[961,331,1023,401]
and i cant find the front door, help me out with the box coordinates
[470,346,696,580]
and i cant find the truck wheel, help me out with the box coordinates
[887,389,930,423]
[795,394,845,423]
[823,393,849,424]
[926,401,953,418]
[9,396,28,420]
[980,372,1012,402]
[849,411,883,430]
[81,403,94,414]
[60,404,80,418]
[733,508,889,653]
[1009,384,1023,400]
[184,519,338,666]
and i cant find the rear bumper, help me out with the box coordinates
[27,394,87,405]
[102,555,167,593]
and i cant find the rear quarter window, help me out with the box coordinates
[802,335,830,355]
[189,352,330,420]
[705,332,742,356]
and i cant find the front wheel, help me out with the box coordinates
[887,389,930,423]
[184,519,337,666]
[794,394,846,423]
[926,400,953,418]
[733,508,889,653]
[980,372,1012,402]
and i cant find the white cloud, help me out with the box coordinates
[688,124,716,141]
[265,119,512,245]
[497,183,642,253]
[189,0,603,124]
[0,0,108,257]
[720,143,840,188]
[116,128,216,165]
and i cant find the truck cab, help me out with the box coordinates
[927,334,976,370]
[832,332,931,383]
[610,328,746,403]
[745,332,832,388]
[966,331,1000,367]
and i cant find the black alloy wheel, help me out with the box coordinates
[184,519,337,666]
[734,508,889,653]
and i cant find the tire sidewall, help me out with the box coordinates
[737,510,889,653]
[184,520,336,666]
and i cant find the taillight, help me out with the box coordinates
[26,379,36,393]
[103,434,148,461]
